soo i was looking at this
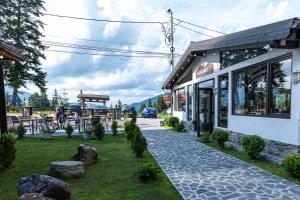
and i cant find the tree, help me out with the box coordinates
[117,99,122,108]
[147,99,152,107]
[153,102,157,109]
[0,0,47,107]
[52,89,59,107]
[156,94,167,113]
[139,103,146,113]
[28,92,50,108]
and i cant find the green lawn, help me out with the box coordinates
[0,135,182,200]
[201,141,300,185]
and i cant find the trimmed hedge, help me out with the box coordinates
[201,133,211,143]
[0,134,16,169]
[211,130,229,147]
[241,135,265,159]
[131,128,147,157]
[94,122,105,140]
[112,121,118,136]
[283,154,300,178]
[174,121,185,132]
[137,162,160,182]
[168,117,179,128]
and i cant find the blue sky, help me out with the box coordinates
[24,0,299,105]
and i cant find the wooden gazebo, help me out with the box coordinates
[77,91,110,109]
[0,42,25,135]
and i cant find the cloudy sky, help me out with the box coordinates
[24,0,299,105]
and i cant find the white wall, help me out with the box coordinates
[173,47,300,145]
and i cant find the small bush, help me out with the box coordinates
[94,122,105,140]
[241,135,265,159]
[168,117,179,128]
[65,124,73,138]
[111,121,118,136]
[0,134,16,169]
[126,120,137,141]
[163,115,171,126]
[174,121,185,132]
[16,125,26,139]
[283,154,300,178]
[211,130,229,147]
[201,133,211,143]
[131,129,147,157]
[137,162,160,182]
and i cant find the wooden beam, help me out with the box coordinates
[0,64,7,135]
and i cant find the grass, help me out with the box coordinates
[201,141,300,185]
[0,135,182,200]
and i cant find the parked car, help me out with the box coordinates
[142,107,157,118]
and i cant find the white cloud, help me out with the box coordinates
[266,0,289,19]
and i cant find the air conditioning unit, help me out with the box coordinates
[291,71,300,83]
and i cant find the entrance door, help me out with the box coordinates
[198,88,213,136]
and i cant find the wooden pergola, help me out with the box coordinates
[0,42,25,135]
[77,91,110,109]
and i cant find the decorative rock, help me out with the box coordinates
[17,174,70,200]
[72,144,97,165]
[19,193,53,200]
[49,161,84,178]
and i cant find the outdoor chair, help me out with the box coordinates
[9,116,21,127]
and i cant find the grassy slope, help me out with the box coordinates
[202,142,300,185]
[0,135,182,200]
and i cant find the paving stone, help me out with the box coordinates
[141,129,300,200]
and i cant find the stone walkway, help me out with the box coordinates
[142,129,300,200]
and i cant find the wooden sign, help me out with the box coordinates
[196,63,214,78]
[163,95,172,106]
[178,95,185,104]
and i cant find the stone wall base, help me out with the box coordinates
[225,131,300,165]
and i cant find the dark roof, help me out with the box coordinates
[162,17,300,89]
[0,41,25,61]
[77,94,110,101]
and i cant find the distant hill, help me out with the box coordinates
[129,95,159,112]
[5,86,32,105]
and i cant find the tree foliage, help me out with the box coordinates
[139,103,146,113]
[147,99,152,108]
[156,95,167,113]
[28,92,50,108]
[0,0,47,106]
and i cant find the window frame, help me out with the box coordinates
[187,84,193,121]
[174,87,186,112]
[231,53,292,119]
[218,73,229,128]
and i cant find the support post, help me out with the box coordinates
[0,64,7,135]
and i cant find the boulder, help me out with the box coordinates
[72,144,97,165]
[19,193,53,200]
[49,161,84,178]
[17,174,70,200]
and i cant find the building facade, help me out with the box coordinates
[162,18,300,164]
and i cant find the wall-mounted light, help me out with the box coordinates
[0,55,3,59]
[11,61,15,64]
[291,71,300,83]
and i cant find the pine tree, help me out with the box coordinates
[147,99,152,108]
[117,99,122,108]
[52,89,59,107]
[156,94,167,113]
[0,0,47,107]
[140,103,146,113]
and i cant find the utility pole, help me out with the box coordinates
[168,9,175,71]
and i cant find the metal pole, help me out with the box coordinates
[0,63,7,135]
[168,9,175,71]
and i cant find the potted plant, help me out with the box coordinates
[65,123,73,138]
[83,127,93,140]
[7,127,18,139]
[40,128,55,139]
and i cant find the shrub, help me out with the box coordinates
[201,133,211,143]
[168,117,179,128]
[163,115,171,126]
[211,130,229,147]
[0,134,16,169]
[131,129,147,157]
[65,124,73,138]
[111,121,118,136]
[174,121,185,132]
[94,122,105,140]
[126,120,137,141]
[137,162,160,182]
[16,125,26,139]
[241,135,265,159]
[283,154,300,178]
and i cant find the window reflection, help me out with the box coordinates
[187,85,193,121]
[218,75,228,127]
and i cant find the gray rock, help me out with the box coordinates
[72,144,97,165]
[17,174,70,200]
[49,161,84,178]
[19,193,53,200]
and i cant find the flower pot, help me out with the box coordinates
[83,132,92,140]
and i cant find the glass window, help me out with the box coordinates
[233,63,267,115]
[221,48,267,69]
[218,75,228,128]
[271,58,292,115]
[177,88,186,111]
[187,85,193,121]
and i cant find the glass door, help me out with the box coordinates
[198,88,213,135]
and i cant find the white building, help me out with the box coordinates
[162,18,300,164]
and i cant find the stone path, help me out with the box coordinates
[142,129,300,200]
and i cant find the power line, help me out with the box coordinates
[42,40,182,56]
[46,49,178,58]
[177,24,213,38]
[175,18,226,35]
[43,13,163,24]
[45,34,187,51]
